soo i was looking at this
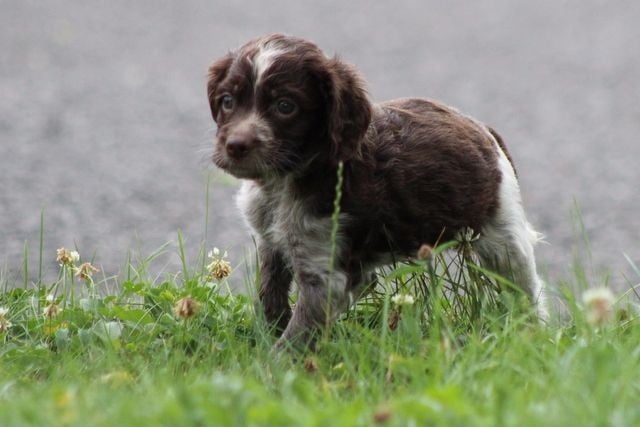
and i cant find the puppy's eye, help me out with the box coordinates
[220,94,234,112]
[275,99,297,116]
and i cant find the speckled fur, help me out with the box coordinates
[208,34,547,350]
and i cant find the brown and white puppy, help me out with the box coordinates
[207,34,548,349]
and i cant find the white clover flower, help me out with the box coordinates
[208,259,232,280]
[0,307,11,332]
[206,247,232,280]
[44,303,62,319]
[56,247,80,266]
[46,294,55,303]
[0,319,12,333]
[208,247,227,259]
[391,293,415,306]
[582,287,616,326]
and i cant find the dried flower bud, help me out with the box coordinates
[209,259,232,280]
[74,262,99,280]
[174,297,199,320]
[373,406,392,424]
[44,303,62,319]
[583,287,615,326]
[303,357,318,374]
[388,310,401,331]
[416,244,433,260]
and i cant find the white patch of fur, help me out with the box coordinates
[253,45,283,86]
[237,178,349,302]
[235,181,264,231]
[473,141,549,320]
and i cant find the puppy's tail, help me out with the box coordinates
[526,221,546,246]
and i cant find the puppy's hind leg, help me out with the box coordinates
[473,146,550,321]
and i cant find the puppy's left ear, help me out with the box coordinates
[324,58,372,162]
[207,53,234,121]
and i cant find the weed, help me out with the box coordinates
[2,187,640,427]
[0,237,638,426]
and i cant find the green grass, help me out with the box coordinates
[1,238,639,427]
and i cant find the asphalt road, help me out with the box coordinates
[1,0,639,292]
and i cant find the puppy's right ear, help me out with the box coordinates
[207,53,234,121]
[324,58,372,162]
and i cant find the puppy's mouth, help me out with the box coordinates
[212,144,266,180]
[212,135,304,180]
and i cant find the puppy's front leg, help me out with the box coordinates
[274,269,351,352]
[258,243,293,334]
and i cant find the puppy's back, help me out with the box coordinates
[348,98,505,247]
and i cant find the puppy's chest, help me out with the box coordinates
[236,182,337,259]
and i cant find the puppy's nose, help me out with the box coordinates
[224,122,259,159]
[225,139,251,159]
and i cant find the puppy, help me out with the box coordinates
[207,34,548,349]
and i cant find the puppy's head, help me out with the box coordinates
[207,34,371,179]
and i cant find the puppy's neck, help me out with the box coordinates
[253,163,340,216]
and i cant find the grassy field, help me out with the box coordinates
[1,239,639,427]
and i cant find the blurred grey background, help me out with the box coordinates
[1,0,639,290]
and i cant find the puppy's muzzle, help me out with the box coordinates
[224,122,260,160]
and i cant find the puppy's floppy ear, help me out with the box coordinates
[207,53,234,120]
[324,57,372,161]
